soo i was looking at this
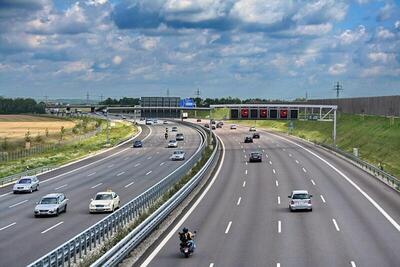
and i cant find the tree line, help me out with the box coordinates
[0,97,46,114]
[99,97,140,106]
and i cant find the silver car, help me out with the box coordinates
[168,140,178,148]
[176,133,184,141]
[170,150,185,161]
[13,176,39,193]
[288,190,313,211]
[34,193,68,217]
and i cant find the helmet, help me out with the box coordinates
[183,227,189,233]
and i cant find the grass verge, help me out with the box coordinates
[0,120,136,179]
[227,113,400,178]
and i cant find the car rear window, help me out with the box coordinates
[18,179,31,184]
[292,194,309,199]
[95,194,112,200]
[40,197,58,204]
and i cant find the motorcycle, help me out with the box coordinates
[180,240,195,258]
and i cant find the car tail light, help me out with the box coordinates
[290,200,294,205]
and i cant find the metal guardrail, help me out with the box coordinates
[92,130,219,267]
[0,165,56,187]
[27,123,209,267]
[320,143,400,192]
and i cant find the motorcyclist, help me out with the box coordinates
[164,132,168,140]
[179,227,196,252]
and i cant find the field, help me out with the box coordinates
[0,115,76,141]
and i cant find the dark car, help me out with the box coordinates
[216,122,223,128]
[133,140,143,148]
[204,123,210,128]
[249,152,262,162]
[197,119,202,122]
[253,133,260,139]
[244,136,253,143]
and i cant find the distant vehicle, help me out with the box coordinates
[197,119,202,122]
[244,136,253,143]
[168,140,178,148]
[145,120,153,125]
[211,125,216,130]
[249,151,262,162]
[176,133,184,141]
[211,120,216,125]
[153,119,158,123]
[252,133,260,139]
[288,190,313,212]
[89,190,120,213]
[230,124,237,130]
[170,150,185,161]
[172,126,178,132]
[163,120,168,124]
[121,115,126,120]
[249,127,256,131]
[204,123,209,128]
[216,122,223,128]
[133,140,143,148]
[34,193,68,217]
[13,176,39,193]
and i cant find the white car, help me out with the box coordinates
[170,150,185,161]
[249,127,256,132]
[288,190,313,211]
[89,191,120,213]
[13,176,39,193]
[34,193,67,217]
[230,124,237,130]
[168,140,178,148]
[171,126,178,132]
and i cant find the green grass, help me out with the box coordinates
[188,108,230,120]
[227,114,400,178]
[0,121,137,179]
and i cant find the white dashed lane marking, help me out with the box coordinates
[87,172,96,177]
[134,163,141,167]
[225,221,232,234]
[277,196,281,205]
[243,181,246,187]
[9,199,28,208]
[41,221,64,234]
[320,195,326,203]
[124,182,135,188]
[146,171,152,176]
[332,218,340,232]
[278,220,282,233]
[91,183,102,189]
[275,180,279,187]
[237,197,242,206]
[311,179,316,185]
[116,172,125,176]
[0,222,16,231]
[160,162,165,166]
[55,184,67,190]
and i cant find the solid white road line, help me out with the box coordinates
[278,220,282,233]
[87,172,96,177]
[0,192,12,198]
[350,261,357,267]
[0,222,16,231]
[275,180,279,187]
[134,163,141,167]
[332,218,340,232]
[245,169,248,175]
[278,196,281,205]
[55,184,68,190]
[243,181,246,187]
[302,167,307,173]
[295,160,299,164]
[268,131,400,232]
[237,197,242,206]
[9,199,28,208]
[160,162,165,166]
[116,171,125,176]
[311,179,316,185]
[140,136,226,267]
[225,221,232,234]
[273,169,276,174]
[124,182,135,188]
[91,183,102,189]
[320,195,326,203]
[41,221,64,234]
[146,171,152,176]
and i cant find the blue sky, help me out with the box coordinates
[0,0,399,100]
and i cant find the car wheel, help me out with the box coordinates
[112,205,115,212]
[36,185,39,191]
[64,204,67,213]
[56,208,59,216]
[30,187,33,193]
[13,191,17,194]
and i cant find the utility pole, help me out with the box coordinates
[44,95,48,105]
[333,82,343,98]
[194,88,200,118]
[100,94,104,103]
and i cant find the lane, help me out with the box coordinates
[0,121,203,266]
[143,122,400,267]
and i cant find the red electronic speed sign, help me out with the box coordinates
[241,108,249,118]
[260,109,268,118]
[280,109,288,119]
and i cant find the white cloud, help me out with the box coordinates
[328,63,346,75]
[295,23,332,36]
[86,0,108,6]
[338,25,366,45]
[112,55,122,65]
[377,4,393,21]
[163,0,226,22]
[293,0,347,23]
[368,52,394,64]
[361,66,400,77]
[376,27,395,39]
[139,36,159,50]
[58,61,91,74]
[395,21,400,30]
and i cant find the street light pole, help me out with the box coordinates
[333,108,337,146]
[106,113,110,145]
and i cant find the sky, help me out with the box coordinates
[0,0,399,100]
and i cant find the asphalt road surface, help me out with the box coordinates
[142,122,400,267]
[0,121,202,267]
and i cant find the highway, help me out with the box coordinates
[0,120,202,267]
[142,122,400,267]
